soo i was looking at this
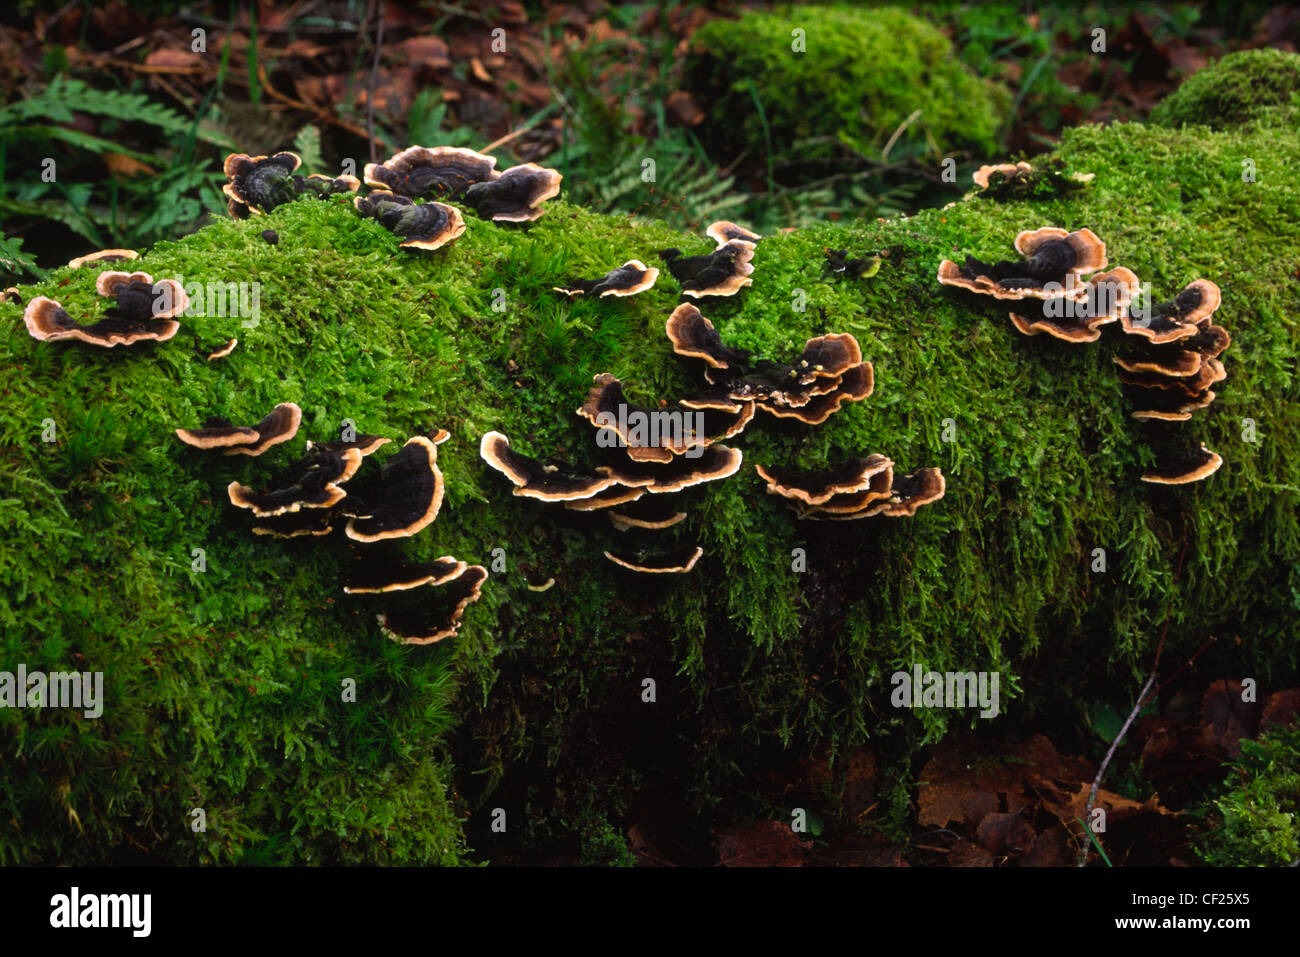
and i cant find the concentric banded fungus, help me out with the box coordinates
[1119,358,1226,396]
[758,362,874,425]
[1128,388,1217,421]
[462,162,562,222]
[562,485,647,511]
[795,467,894,518]
[308,434,391,457]
[938,227,1105,301]
[345,436,445,542]
[972,161,1034,190]
[354,191,466,250]
[608,496,689,531]
[67,248,139,269]
[479,431,617,501]
[553,260,659,298]
[756,455,893,506]
[1141,442,1223,485]
[23,296,180,347]
[1121,280,1221,343]
[603,546,703,574]
[95,271,189,320]
[600,444,742,493]
[860,467,946,517]
[577,374,752,462]
[344,555,467,594]
[706,221,761,247]
[1113,351,1204,378]
[1008,266,1140,343]
[364,146,499,200]
[665,303,752,374]
[175,402,301,453]
[377,564,488,645]
[227,197,252,220]
[207,338,238,361]
[227,447,363,518]
[223,152,302,213]
[250,510,336,538]
[2,288,21,305]
[659,240,755,298]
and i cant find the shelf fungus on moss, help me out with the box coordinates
[250,510,337,539]
[553,260,659,298]
[3,287,21,305]
[859,467,947,517]
[756,455,894,506]
[758,362,874,425]
[228,447,363,518]
[222,152,303,213]
[659,240,755,298]
[479,431,617,501]
[1140,442,1223,485]
[95,270,189,320]
[377,564,488,645]
[972,161,1034,191]
[608,496,689,531]
[67,248,139,269]
[207,338,238,361]
[354,191,466,250]
[174,402,302,454]
[1127,387,1217,421]
[603,545,703,574]
[462,162,562,222]
[665,304,752,375]
[1118,358,1226,396]
[364,146,498,200]
[23,295,181,347]
[343,554,468,594]
[706,221,761,247]
[1121,279,1221,343]
[308,434,392,457]
[793,468,895,519]
[1007,266,1139,343]
[600,444,743,493]
[562,485,647,512]
[344,435,446,542]
[938,227,1106,301]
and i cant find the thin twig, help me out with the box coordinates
[366,0,385,164]
[880,108,923,164]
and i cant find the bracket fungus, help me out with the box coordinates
[658,240,755,298]
[354,191,466,251]
[858,467,947,517]
[364,146,499,200]
[756,362,874,425]
[227,447,363,518]
[308,434,392,457]
[1141,442,1223,485]
[343,554,468,594]
[756,455,894,506]
[972,161,1035,191]
[603,545,703,574]
[600,444,743,493]
[608,495,689,531]
[938,227,1106,301]
[1121,279,1221,343]
[1007,266,1139,343]
[376,563,488,645]
[462,162,562,222]
[705,221,761,247]
[24,295,180,347]
[207,338,238,361]
[479,431,618,501]
[250,510,337,539]
[665,304,752,375]
[344,436,446,542]
[175,402,303,454]
[553,260,659,298]
[66,248,138,269]
[222,152,303,213]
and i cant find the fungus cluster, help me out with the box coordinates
[24,269,188,348]
[938,227,1106,301]
[222,151,360,218]
[553,260,658,299]
[970,160,1093,200]
[653,220,762,299]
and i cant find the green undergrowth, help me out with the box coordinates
[1,103,1298,863]
[1196,724,1300,866]
[1151,48,1300,130]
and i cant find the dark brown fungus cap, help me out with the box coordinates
[227,197,252,220]
[972,162,1034,190]
[3,287,21,305]
[479,431,617,501]
[1008,266,1139,342]
[345,436,445,542]
[706,221,761,247]
[309,434,391,457]
[665,303,752,374]
[377,564,488,645]
[601,445,743,493]
[364,146,499,200]
[659,240,754,298]
[1114,351,1203,378]
[608,495,689,531]
[795,467,895,518]
[553,260,659,298]
[792,333,862,381]
[222,152,302,212]
[296,172,361,199]
[462,162,562,222]
[1119,358,1226,396]
[862,467,946,517]
[95,271,189,320]
[562,485,647,512]
[67,249,138,269]
[355,191,465,250]
[759,362,874,425]
[344,554,467,594]
[756,455,893,506]
[938,227,1105,301]
[23,295,180,347]
[251,510,337,539]
[1128,388,1217,421]
[228,447,363,517]
[1122,280,1221,343]
[603,546,703,574]
[220,402,304,457]
[1141,443,1223,485]
[207,338,238,361]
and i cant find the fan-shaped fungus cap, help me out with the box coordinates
[2,288,21,305]
[67,249,139,269]
[228,447,363,517]
[576,374,751,462]
[1119,358,1226,396]
[96,272,189,320]
[23,295,180,347]
[706,221,761,247]
[1114,351,1203,378]
[1008,266,1139,342]
[479,431,618,501]
[562,485,647,512]
[553,260,659,298]
[608,495,689,531]
[938,227,1105,301]
[207,338,238,361]
[1141,443,1223,485]
[1122,279,1221,343]
[364,146,498,200]
[251,510,337,538]
[659,240,755,298]
[972,161,1034,190]
[665,303,752,374]
[377,564,488,645]
[1128,387,1217,421]
[756,455,893,506]
[794,467,895,518]
[309,434,391,457]
[603,546,703,574]
[862,467,946,517]
[220,402,304,457]
[344,554,468,594]
[345,436,446,542]
[227,197,252,220]
[758,362,874,425]
[600,445,743,493]
[462,162,562,222]
[354,191,466,251]
[222,151,302,212]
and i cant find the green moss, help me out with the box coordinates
[1197,725,1300,866]
[2,105,1298,863]
[1150,49,1300,129]
[686,5,1009,165]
